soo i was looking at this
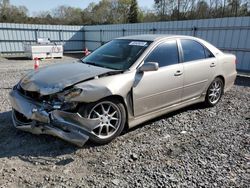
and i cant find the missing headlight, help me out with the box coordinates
[57,88,82,102]
[64,88,82,100]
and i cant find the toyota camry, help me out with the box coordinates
[9,35,237,146]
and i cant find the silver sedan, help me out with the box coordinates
[9,35,237,146]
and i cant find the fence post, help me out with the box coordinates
[35,28,39,42]
[151,28,157,34]
[192,26,197,36]
[122,29,126,36]
[83,28,85,49]
[59,30,63,43]
[100,29,103,45]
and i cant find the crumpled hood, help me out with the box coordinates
[20,61,113,95]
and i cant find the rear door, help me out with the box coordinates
[133,40,183,116]
[180,39,216,101]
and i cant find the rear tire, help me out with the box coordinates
[79,98,126,145]
[205,77,224,107]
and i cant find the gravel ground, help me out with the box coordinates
[0,56,249,188]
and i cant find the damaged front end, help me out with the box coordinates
[9,84,100,147]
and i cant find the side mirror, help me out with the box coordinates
[139,62,159,72]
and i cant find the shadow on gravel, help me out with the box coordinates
[127,102,207,133]
[65,53,83,59]
[0,110,113,161]
[235,76,250,87]
[5,57,31,61]
[0,111,79,159]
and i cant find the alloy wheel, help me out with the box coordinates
[88,101,122,139]
[208,79,223,104]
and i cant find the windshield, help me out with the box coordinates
[81,39,151,70]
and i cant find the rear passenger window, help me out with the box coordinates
[181,39,206,62]
[145,40,179,67]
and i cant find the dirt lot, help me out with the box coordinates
[0,56,249,188]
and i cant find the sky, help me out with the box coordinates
[10,0,155,15]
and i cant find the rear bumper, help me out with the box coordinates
[225,71,237,92]
[9,88,100,147]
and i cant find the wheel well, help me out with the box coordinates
[101,95,126,106]
[215,75,225,88]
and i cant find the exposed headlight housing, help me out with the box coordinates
[57,88,82,101]
[64,88,82,100]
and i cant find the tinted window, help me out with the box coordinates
[181,39,206,62]
[82,39,151,70]
[145,40,179,67]
[204,47,215,58]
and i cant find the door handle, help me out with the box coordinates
[210,62,216,67]
[174,70,183,76]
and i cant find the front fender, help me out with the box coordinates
[69,71,136,103]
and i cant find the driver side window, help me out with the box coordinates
[145,40,179,67]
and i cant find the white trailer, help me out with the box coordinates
[24,38,63,59]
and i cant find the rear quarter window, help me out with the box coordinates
[204,47,215,58]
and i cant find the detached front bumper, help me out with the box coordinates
[9,88,100,147]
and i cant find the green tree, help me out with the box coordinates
[115,0,131,23]
[0,0,29,23]
[128,0,139,23]
[82,0,131,24]
[52,5,84,25]
[140,7,159,22]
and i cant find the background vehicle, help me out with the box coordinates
[9,35,237,146]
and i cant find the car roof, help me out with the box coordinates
[117,34,222,55]
[117,34,189,41]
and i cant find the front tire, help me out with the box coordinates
[205,77,224,107]
[80,99,126,145]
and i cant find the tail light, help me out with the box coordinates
[235,58,237,64]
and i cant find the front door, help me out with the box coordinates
[133,40,183,117]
